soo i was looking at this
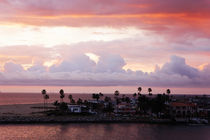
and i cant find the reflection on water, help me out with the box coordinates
[0,124,209,140]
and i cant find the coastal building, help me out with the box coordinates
[170,102,197,118]
[114,102,136,114]
[68,105,89,113]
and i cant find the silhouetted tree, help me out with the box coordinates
[71,99,75,104]
[44,94,49,109]
[114,90,120,97]
[41,89,47,108]
[99,92,104,97]
[148,88,152,96]
[133,93,137,99]
[59,89,65,103]
[138,87,142,95]
[104,96,111,102]
[92,93,100,101]
[77,98,83,105]
[166,89,171,95]
[104,96,113,113]
[125,97,130,103]
[68,94,73,103]
[138,95,149,114]
[122,94,126,102]
[114,90,120,104]
[59,102,68,111]
[53,100,59,109]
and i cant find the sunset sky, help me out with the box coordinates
[0,0,210,93]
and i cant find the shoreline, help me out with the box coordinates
[0,116,177,125]
[0,103,208,125]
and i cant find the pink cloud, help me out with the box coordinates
[0,0,209,38]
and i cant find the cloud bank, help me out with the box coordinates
[0,52,209,87]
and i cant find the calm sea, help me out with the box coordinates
[0,93,133,105]
[0,123,209,140]
[0,93,99,105]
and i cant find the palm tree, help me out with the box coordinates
[148,88,152,96]
[133,93,137,99]
[166,89,171,95]
[166,89,171,102]
[71,99,75,104]
[42,89,46,95]
[68,94,73,103]
[44,94,49,109]
[138,87,142,95]
[41,89,46,108]
[59,89,65,103]
[92,93,100,101]
[114,90,120,105]
[114,90,120,97]
[99,92,104,98]
[77,98,83,105]
[95,94,100,101]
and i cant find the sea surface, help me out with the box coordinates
[0,93,209,105]
[0,123,209,140]
[0,93,131,105]
[0,93,96,105]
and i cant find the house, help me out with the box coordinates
[170,102,197,118]
[68,104,96,114]
[114,102,136,114]
[67,105,88,113]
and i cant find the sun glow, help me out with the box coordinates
[85,53,99,64]
[0,24,141,47]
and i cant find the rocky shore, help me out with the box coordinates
[0,115,174,124]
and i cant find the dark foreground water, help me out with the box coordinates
[0,124,209,140]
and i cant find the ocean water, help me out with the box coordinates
[0,93,133,105]
[0,123,209,140]
[0,93,96,105]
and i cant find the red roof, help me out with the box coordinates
[170,102,196,107]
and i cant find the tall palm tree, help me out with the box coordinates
[138,87,142,95]
[42,89,46,95]
[166,89,171,102]
[59,89,65,103]
[133,93,137,99]
[68,94,73,104]
[114,90,120,97]
[92,93,100,101]
[114,90,120,105]
[166,89,171,95]
[99,92,104,98]
[44,94,49,109]
[77,98,83,105]
[148,88,152,96]
[41,89,46,108]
